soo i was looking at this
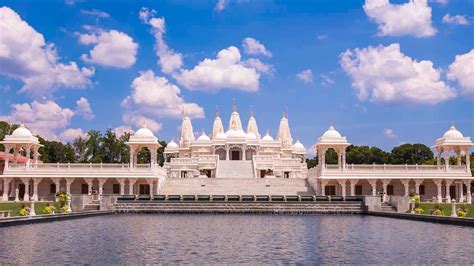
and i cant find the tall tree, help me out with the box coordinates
[86,130,102,163]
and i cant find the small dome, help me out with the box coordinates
[197,132,210,141]
[262,132,274,141]
[166,140,178,149]
[11,124,33,138]
[133,127,157,141]
[215,132,227,140]
[246,132,257,140]
[226,129,246,138]
[321,125,342,139]
[443,125,463,139]
[293,140,305,149]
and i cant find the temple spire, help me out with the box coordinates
[246,106,260,139]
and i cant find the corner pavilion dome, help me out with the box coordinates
[434,124,473,148]
[316,125,349,145]
[292,140,306,154]
[215,132,227,140]
[2,124,40,144]
[126,125,160,146]
[443,125,464,139]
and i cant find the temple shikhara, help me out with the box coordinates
[0,102,472,204]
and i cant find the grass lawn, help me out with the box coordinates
[417,203,474,218]
[0,202,61,217]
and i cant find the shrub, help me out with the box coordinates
[431,205,444,216]
[415,207,424,214]
[43,206,52,215]
[61,206,68,213]
[457,210,466,217]
[411,195,420,204]
[18,208,28,216]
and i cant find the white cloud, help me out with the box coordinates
[214,0,228,12]
[442,14,470,25]
[447,49,474,98]
[340,43,455,105]
[0,7,94,97]
[364,0,437,38]
[175,46,262,92]
[75,97,95,120]
[383,128,397,138]
[430,0,448,5]
[122,70,205,119]
[139,7,183,74]
[320,74,335,87]
[113,126,134,137]
[317,34,328,40]
[242,58,274,75]
[122,113,162,133]
[297,69,313,83]
[79,29,138,68]
[242,37,272,57]
[80,9,110,20]
[0,100,75,140]
[59,128,86,143]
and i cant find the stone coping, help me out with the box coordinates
[367,211,474,227]
[0,211,113,228]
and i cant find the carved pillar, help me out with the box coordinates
[31,178,41,201]
[320,179,328,196]
[226,145,230,161]
[400,179,410,197]
[20,177,30,201]
[337,179,347,197]
[434,179,443,203]
[466,150,471,172]
[464,179,472,204]
[84,178,94,195]
[2,178,12,201]
[117,179,126,195]
[129,147,135,169]
[381,179,390,202]
[368,180,377,196]
[13,146,19,165]
[3,145,11,170]
[456,149,462,165]
[51,178,62,194]
[147,180,154,196]
[349,179,358,196]
[341,151,346,171]
[444,147,450,171]
[33,146,39,168]
[128,179,137,195]
[65,178,74,195]
[436,147,442,169]
[98,179,107,200]
[25,145,31,169]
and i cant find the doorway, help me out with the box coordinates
[231,150,241,160]
[139,184,150,195]
[19,184,25,199]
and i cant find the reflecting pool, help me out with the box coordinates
[0,214,473,264]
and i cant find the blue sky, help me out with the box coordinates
[0,0,473,153]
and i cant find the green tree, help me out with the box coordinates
[389,143,433,164]
[86,130,102,163]
[72,137,88,163]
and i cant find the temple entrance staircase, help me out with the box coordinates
[216,160,254,178]
[159,178,315,196]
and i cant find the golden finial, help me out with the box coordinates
[216,105,220,117]
[232,98,236,112]
[250,105,254,117]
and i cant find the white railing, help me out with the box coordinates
[319,163,469,174]
[4,163,168,177]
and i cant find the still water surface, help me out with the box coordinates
[0,214,473,264]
